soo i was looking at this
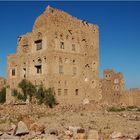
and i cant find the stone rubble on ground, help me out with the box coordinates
[0,104,140,140]
[0,131,3,136]
[0,120,140,140]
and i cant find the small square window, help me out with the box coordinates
[72,44,76,51]
[35,65,42,74]
[12,68,16,76]
[64,89,68,95]
[60,42,64,49]
[73,67,77,76]
[73,59,76,65]
[75,89,78,95]
[35,40,42,50]
[58,89,61,96]
[59,65,63,74]
[59,57,62,63]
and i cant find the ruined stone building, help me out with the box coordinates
[120,88,140,106]
[100,69,125,104]
[6,6,101,104]
[0,77,5,91]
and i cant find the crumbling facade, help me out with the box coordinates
[6,6,101,104]
[0,77,5,91]
[100,69,125,104]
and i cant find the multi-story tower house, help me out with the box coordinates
[6,6,100,104]
[100,69,125,104]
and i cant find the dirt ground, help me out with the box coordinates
[0,103,140,139]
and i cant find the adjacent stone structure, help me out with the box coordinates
[100,69,125,104]
[100,69,140,106]
[6,6,101,103]
[120,88,140,106]
[0,77,5,91]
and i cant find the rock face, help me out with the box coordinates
[15,121,29,136]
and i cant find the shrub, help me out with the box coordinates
[35,87,56,108]
[0,87,6,104]
[12,89,26,101]
[43,88,56,108]
[12,79,56,108]
[35,85,46,105]
[18,79,36,102]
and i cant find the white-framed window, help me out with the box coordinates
[114,79,119,84]
[35,40,42,50]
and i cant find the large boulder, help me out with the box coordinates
[110,131,123,139]
[87,130,99,140]
[15,121,29,136]
[48,128,58,136]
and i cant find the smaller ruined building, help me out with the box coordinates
[0,77,5,91]
[100,69,140,106]
[100,69,125,104]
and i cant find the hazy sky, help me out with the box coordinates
[0,1,140,89]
